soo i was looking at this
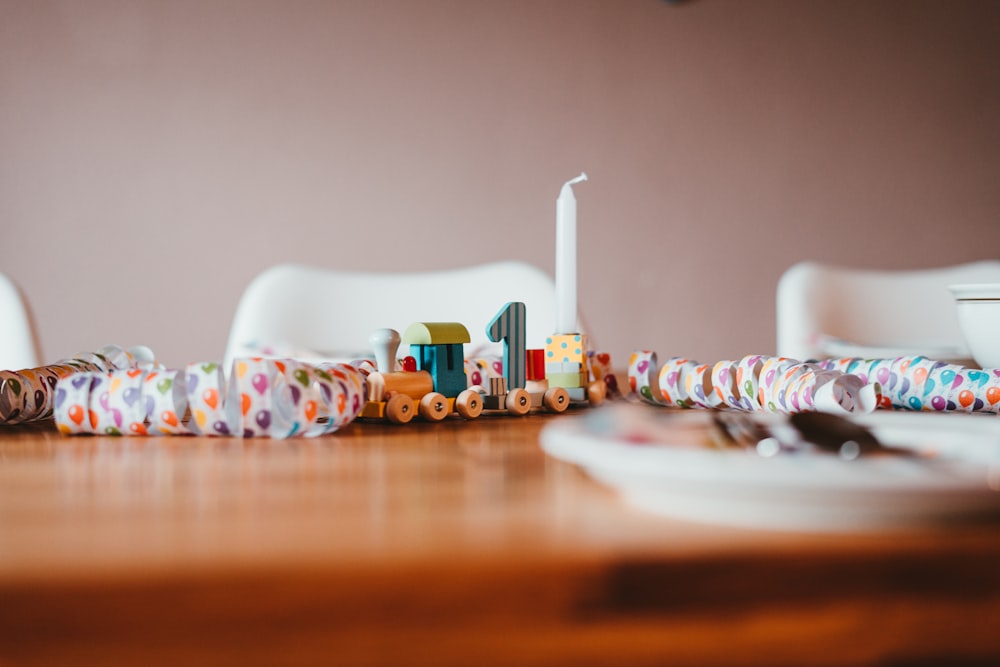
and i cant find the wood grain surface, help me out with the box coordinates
[2,413,999,666]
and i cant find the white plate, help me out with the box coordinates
[540,406,1000,532]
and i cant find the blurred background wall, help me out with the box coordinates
[2,0,998,369]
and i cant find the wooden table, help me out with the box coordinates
[2,411,999,666]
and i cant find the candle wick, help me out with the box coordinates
[564,172,588,188]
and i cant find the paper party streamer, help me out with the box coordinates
[1,344,155,425]
[814,356,1000,414]
[51,358,365,438]
[628,351,1000,415]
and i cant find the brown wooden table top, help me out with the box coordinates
[2,410,1000,666]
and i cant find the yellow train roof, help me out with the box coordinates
[401,322,471,345]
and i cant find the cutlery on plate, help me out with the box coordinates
[710,410,913,460]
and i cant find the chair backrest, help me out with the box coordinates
[223,261,568,370]
[0,272,40,370]
[776,260,1000,363]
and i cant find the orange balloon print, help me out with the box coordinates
[203,388,219,410]
[337,393,346,414]
[162,411,179,427]
[988,387,1000,405]
[69,404,84,425]
[89,410,99,429]
[914,368,928,384]
[305,400,317,422]
[959,389,974,408]
[241,392,251,415]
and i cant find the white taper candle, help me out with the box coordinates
[555,172,587,334]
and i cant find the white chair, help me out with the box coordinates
[223,261,570,371]
[0,272,40,370]
[776,260,1000,363]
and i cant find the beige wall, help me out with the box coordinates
[2,0,998,370]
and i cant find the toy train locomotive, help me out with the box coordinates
[360,302,607,424]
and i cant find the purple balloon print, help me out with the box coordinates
[41,359,368,436]
[252,373,268,395]
[123,387,140,406]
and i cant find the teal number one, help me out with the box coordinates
[487,302,527,390]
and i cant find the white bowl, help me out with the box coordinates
[949,283,1000,369]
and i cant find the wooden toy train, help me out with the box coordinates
[360,302,607,424]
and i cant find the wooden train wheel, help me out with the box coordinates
[543,387,570,413]
[454,390,483,419]
[587,380,607,406]
[505,388,531,416]
[385,394,415,424]
[419,392,449,421]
